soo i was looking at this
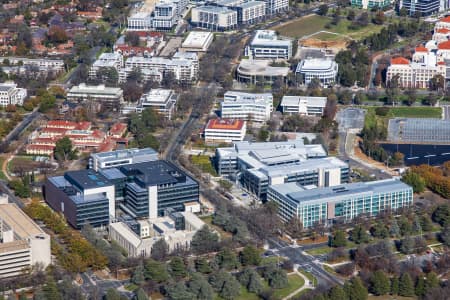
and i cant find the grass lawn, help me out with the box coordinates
[190,155,218,176]
[312,31,345,41]
[124,283,138,291]
[0,157,6,180]
[299,270,317,287]
[305,246,333,256]
[273,15,330,38]
[323,265,337,276]
[261,256,285,266]
[274,274,305,299]
[389,107,442,118]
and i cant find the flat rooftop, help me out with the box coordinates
[271,179,411,205]
[251,30,291,47]
[69,84,122,95]
[65,169,113,190]
[92,148,157,160]
[238,59,290,77]
[0,203,45,239]
[280,96,327,108]
[182,31,213,48]
[206,119,245,131]
[297,58,336,71]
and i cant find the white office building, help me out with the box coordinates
[221,91,273,123]
[153,3,177,30]
[181,31,214,52]
[0,195,51,278]
[237,59,290,85]
[280,96,327,116]
[245,30,292,59]
[138,89,178,119]
[67,84,124,109]
[127,12,152,31]
[89,148,159,172]
[0,57,65,73]
[263,0,289,14]
[119,67,163,84]
[191,6,238,31]
[204,119,247,144]
[89,52,124,78]
[296,58,338,85]
[109,211,205,257]
[0,82,27,106]
[235,1,266,24]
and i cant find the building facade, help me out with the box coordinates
[400,0,440,16]
[67,84,124,110]
[237,59,290,85]
[204,119,247,144]
[89,52,123,78]
[0,82,27,106]
[268,179,413,227]
[221,91,273,122]
[280,96,327,116]
[89,148,159,171]
[235,1,266,24]
[153,3,177,30]
[127,12,152,31]
[296,58,338,85]
[191,6,238,31]
[137,89,178,119]
[351,0,392,9]
[263,0,289,14]
[245,30,292,59]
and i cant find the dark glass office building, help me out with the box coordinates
[400,0,440,16]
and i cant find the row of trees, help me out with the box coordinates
[405,165,450,198]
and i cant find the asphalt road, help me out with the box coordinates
[78,272,132,298]
[0,180,24,208]
[0,109,40,152]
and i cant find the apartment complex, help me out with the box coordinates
[351,0,392,9]
[0,82,27,106]
[191,6,238,30]
[44,160,199,228]
[0,57,65,73]
[127,12,152,30]
[280,96,327,116]
[89,52,123,78]
[235,1,266,24]
[67,84,124,110]
[268,179,413,227]
[245,30,292,59]
[0,195,51,278]
[221,91,273,123]
[263,0,289,14]
[204,119,247,144]
[89,148,159,171]
[109,210,204,257]
[296,58,338,85]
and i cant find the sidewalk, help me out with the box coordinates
[282,268,314,300]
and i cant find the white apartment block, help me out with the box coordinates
[67,84,124,108]
[89,53,123,78]
[280,96,327,116]
[204,119,247,144]
[138,89,178,119]
[0,195,51,278]
[0,82,27,106]
[127,12,152,31]
[245,30,292,59]
[236,1,266,24]
[263,0,289,14]
[125,53,198,82]
[387,45,446,89]
[191,6,238,31]
[296,58,338,85]
[0,57,65,73]
[119,67,163,83]
[221,91,273,122]
[435,16,450,31]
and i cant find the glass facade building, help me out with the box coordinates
[268,179,413,228]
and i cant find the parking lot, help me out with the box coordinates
[336,108,366,132]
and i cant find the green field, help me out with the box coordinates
[272,15,384,40]
[305,246,333,256]
[389,107,442,118]
[190,155,217,176]
[0,157,6,180]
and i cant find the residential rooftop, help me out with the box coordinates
[206,119,245,131]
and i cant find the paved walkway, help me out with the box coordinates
[283,269,314,300]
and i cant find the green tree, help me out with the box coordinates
[134,288,148,300]
[412,216,422,234]
[216,248,239,270]
[402,171,425,193]
[371,222,389,239]
[210,271,241,299]
[54,137,76,161]
[331,230,347,247]
[166,282,195,300]
[415,276,426,297]
[188,273,214,300]
[43,277,62,300]
[267,268,288,289]
[285,215,304,239]
[318,4,329,15]
[144,259,169,282]
[440,225,450,246]
[240,245,261,266]
[351,225,369,244]
[391,277,399,295]
[433,204,450,226]
[169,257,187,278]
[191,225,220,254]
[400,235,415,254]
[195,258,212,274]
[344,277,368,300]
[370,270,390,296]
[389,219,401,238]
[329,285,346,300]
[247,271,264,294]
[151,238,169,261]
[398,273,414,297]
[132,263,145,286]
[425,272,439,291]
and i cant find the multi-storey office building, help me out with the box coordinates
[245,30,292,59]
[296,58,338,85]
[191,6,238,31]
[0,82,27,106]
[204,119,247,144]
[268,179,413,227]
[153,3,177,30]
[89,53,123,78]
[235,1,266,25]
[0,195,51,278]
[351,0,392,9]
[221,91,273,123]
[67,84,124,110]
[181,31,214,52]
[263,0,289,14]
[237,59,290,85]
[45,160,199,228]
[280,96,327,116]
[137,89,179,119]
[242,157,349,200]
[90,148,159,171]
[127,12,152,30]
[400,0,440,16]
[215,140,327,176]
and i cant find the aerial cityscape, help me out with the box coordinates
[0,0,450,299]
